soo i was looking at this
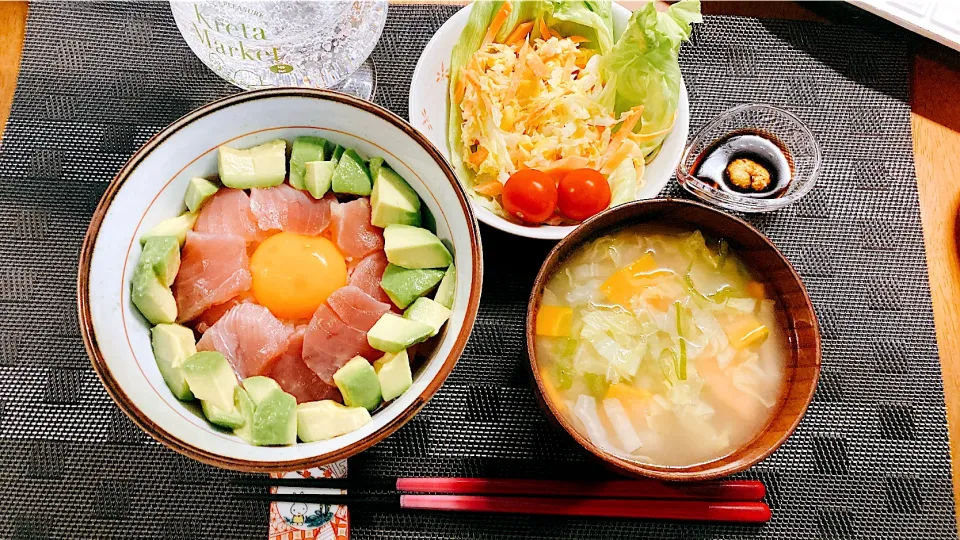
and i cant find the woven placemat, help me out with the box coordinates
[0,3,955,539]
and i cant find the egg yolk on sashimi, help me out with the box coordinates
[250,232,347,320]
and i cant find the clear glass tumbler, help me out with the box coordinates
[170,0,387,99]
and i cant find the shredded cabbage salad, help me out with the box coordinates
[448,0,702,223]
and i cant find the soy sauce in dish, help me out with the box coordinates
[693,130,792,198]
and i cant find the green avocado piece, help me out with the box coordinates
[373,349,413,401]
[201,386,247,429]
[184,177,219,213]
[333,356,383,411]
[218,139,287,189]
[305,160,336,199]
[404,297,451,337]
[182,351,239,411]
[140,212,198,247]
[233,387,256,443]
[380,264,445,309]
[367,313,433,353]
[331,148,372,196]
[383,225,452,269]
[297,400,371,442]
[150,323,196,400]
[371,167,421,228]
[367,156,384,180]
[140,236,180,287]
[433,264,456,309]
[243,376,281,406]
[251,389,297,446]
[289,136,330,190]
[131,265,177,324]
[332,144,346,161]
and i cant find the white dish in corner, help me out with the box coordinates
[409,3,690,241]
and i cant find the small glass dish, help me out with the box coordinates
[676,104,822,213]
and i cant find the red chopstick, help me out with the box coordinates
[233,476,766,501]
[235,492,771,523]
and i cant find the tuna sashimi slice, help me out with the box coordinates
[197,303,294,378]
[330,198,384,259]
[173,232,252,322]
[302,304,379,385]
[249,185,334,236]
[194,188,264,243]
[348,250,392,305]
[326,285,390,332]
[192,291,256,334]
[267,327,343,404]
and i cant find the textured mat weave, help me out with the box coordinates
[0,3,955,539]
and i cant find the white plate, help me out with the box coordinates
[409,3,690,240]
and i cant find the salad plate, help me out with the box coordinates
[410,1,693,240]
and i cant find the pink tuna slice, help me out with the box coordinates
[266,326,343,404]
[173,232,252,323]
[197,303,294,379]
[302,304,380,385]
[348,250,393,306]
[330,198,384,259]
[249,185,335,236]
[194,188,264,243]
[326,285,390,332]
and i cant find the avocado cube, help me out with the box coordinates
[182,351,239,411]
[333,356,383,411]
[404,297,451,337]
[332,144,346,161]
[289,136,330,190]
[420,203,438,234]
[150,323,196,400]
[305,160,336,199]
[251,389,297,446]
[331,148,372,196]
[367,313,433,353]
[379,264,445,309]
[201,386,247,429]
[433,264,456,309]
[140,236,181,287]
[371,167,421,228]
[367,156,384,180]
[373,349,413,401]
[218,139,286,189]
[297,400,371,442]
[242,376,281,406]
[140,212,198,247]
[233,387,257,443]
[384,225,452,269]
[184,177,219,213]
[131,265,177,324]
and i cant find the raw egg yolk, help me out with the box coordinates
[249,232,347,320]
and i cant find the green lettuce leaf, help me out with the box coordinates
[601,0,701,158]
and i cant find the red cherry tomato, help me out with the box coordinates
[557,168,611,221]
[502,169,558,224]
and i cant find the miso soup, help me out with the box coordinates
[534,226,787,467]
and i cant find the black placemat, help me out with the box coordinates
[0,3,955,539]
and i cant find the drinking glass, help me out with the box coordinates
[170,0,388,99]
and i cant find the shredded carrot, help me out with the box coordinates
[473,179,504,197]
[567,35,590,43]
[543,156,590,184]
[483,1,513,45]
[454,75,466,104]
[599,143,635,175]
[525,51,550,78]
[468,146,489,167]
[608,105,645,152]
[538,17,553,40]
[505,38,530,101]
[628,115,678,142]
[504,21,534,47]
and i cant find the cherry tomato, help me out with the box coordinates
[557,168,611,221]
[502,169,558,224]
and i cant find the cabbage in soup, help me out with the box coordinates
[534,226,786,467]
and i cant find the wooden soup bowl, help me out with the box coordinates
[526,199,821,481]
